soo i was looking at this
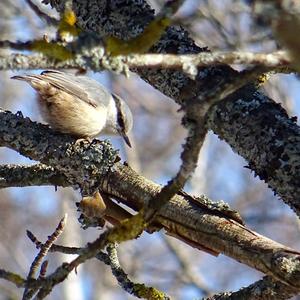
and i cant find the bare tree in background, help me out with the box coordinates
[0,0,300,299]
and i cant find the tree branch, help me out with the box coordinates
[40,0,300,216]
[0,51,291,75]
[0,164,70,188]
[106,243,171,300]
[23,215,67,300]
[124,51,290,70]
[0,109,118,195]
[0,109,300,293]
[205,276,299,300]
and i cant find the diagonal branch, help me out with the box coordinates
[28,211,145,299]
[9,233,300,300]
[144,121,206,222]
[106,243,171,300]
[0,109,300,291]
[42,0,300,216]
[23,215,67,300]
[145,65,271,222]
[25,230,171,299]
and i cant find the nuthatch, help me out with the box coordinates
[11,70,133,147]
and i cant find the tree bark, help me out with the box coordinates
[45,0,300,216]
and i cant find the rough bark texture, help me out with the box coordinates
[205,276,298,300]
[45,0,300,216]
[207,86,300,212]
[0,109,300,295]
[0,164,70,188]
[0,110,118,194]
[2,0,300,298]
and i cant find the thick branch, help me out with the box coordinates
[0,164,70,188]
[205,276,298,300]
[104,161,300,290]
[0,109,118,195]
[1,110,300,292]
[42,0,300,216]
[206,86,300,214]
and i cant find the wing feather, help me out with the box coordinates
[40,70,99,107]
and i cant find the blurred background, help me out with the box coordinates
[0,0,300,299]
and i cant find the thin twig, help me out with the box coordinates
[145,64,270,222]
[0,269,26,288]
[32,230,110,299]
[28,215,67,278]
[23,214,67,300]
[27,231,112,263]
[145,122,206,221]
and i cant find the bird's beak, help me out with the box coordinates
[119,131,132,148]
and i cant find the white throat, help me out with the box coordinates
[102,96,119,135]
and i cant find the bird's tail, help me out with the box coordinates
[11,74,50,94]
[11,74,39,83]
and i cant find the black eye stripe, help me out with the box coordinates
[112,94,126,131]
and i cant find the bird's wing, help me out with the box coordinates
[39,70,111,108]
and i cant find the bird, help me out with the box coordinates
[11,70,133,147]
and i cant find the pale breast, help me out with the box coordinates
[37,90,107,138]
